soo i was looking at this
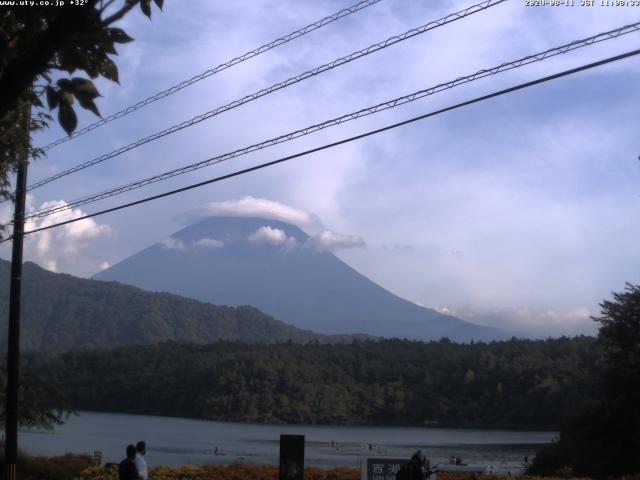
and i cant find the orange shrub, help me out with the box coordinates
[74,465,601,480]
[74,463,361,480]
[19,453,94,480]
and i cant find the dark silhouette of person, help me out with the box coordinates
[118,444,139,480]
[396,450,430,480]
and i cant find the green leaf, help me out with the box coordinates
[56,78,73,91]
[84,57,101,79]
[100,58,119,83]
[140,0,152,18]
[102,41,118,55]
[62,91,75,105]
[107,28,134,44]
[76,95,101,118]
[153,0,163,9]
[71,78,100,99]
[58,103,77,136]
[57,47,82,74]
[46,85,58,110]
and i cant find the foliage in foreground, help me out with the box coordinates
[527,284,640,477]
[0,452,93,480]
[0,1,164,208]
[71,465,600,480]
[0,450,632,480]
[75,464,361,480]
[0,365,72,430]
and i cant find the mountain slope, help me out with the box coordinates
[95,216,508,341]
[0,259,342,352]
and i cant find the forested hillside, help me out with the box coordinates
[25,336,599,429]
[0,259,360,351]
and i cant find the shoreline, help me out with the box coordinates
[20,411,553,468]
[63,409,561,433]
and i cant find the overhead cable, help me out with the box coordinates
[4,47,637,242]
[24,21,640,221]
[23,0,507,195]
[39,0,385,152]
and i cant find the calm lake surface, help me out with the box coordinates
[21,411,557,469]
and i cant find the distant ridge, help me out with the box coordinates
[0,259,363,352]
[95,216,509,341]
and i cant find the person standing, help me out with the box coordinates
[118,445,139,480]
[396,450,431,480]
[134,441,148,480]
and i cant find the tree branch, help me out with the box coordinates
[102,0,139,26]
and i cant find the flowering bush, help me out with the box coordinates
[2,453,95,480]
[73,465,607,480]
[73,464,361,480]
[438,475,592,480]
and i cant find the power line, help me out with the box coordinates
[22,0,506,194]
[39,0,385,152]
[4,47,638,243]
[23,21,640,221]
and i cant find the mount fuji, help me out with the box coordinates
[94,216,508,341]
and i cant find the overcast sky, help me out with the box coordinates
[2,0,639,336]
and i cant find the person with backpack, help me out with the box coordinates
[396,450,432,480]
[118,444,139,480]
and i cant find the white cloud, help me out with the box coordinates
[160,237,186,251]
[0,205,11,225]
[17,199,114,274]
[15,1,639,332]
[306,230,366,252]
[193,237,224,249]
[248,226,297,247]
[177,196,319,227]
[98,261,111,271]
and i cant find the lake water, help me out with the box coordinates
[21,411,556,470]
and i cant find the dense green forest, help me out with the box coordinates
[25,336,599,429]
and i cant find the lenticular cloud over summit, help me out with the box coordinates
[178,196,319,227]
[177,197,366,252]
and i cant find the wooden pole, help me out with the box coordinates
[4,101,30,480]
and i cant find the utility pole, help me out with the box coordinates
[4,101,30,480]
